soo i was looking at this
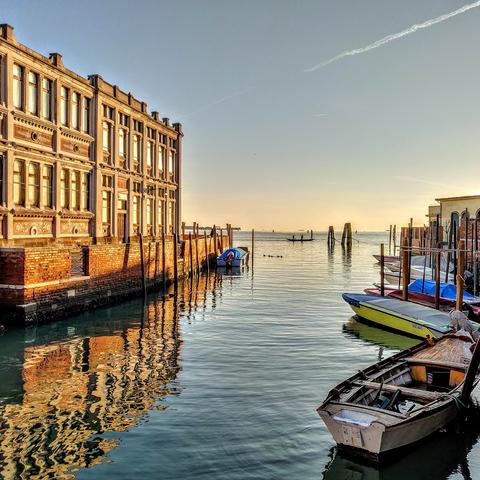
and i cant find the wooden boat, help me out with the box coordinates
[364,285,480,320]
[216,247,249,267]
[384,267,454,285]
[286,237,314,242]
[373,254,399,263]
[318,334,480,459]
[342,293,455,339]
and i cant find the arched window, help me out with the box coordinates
[451,211,459,228]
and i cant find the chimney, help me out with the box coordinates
[173,122,183,134]
[151,111,159,121]
[0,24,15,42]
[162,117,170,126]
[49,53,64,67]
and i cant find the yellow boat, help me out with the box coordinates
[342,293,453,339]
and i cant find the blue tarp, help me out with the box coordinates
[218,248,245,261]
[408,279,476,301]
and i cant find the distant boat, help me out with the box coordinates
[318,333,480,459]
[287,231,314,242]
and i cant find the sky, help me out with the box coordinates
[2,0,480,231]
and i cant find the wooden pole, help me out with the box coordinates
[465,210,469,273]
[251,228,255,267]
[189,232,194,277]
[388,225,392,255]
[181,221,186,239]
[213,225,218,256]
[393,224,397,253]
[204,230,209,273]
[139,233,147,300]
[219,228,224,253]
[173,233,179,287]
[435,244,441,310]
[380,243,385,297]
[475,219,478,296]
[456,240,465,311]
[461,339,480,404]
[402,238,409,301]
[195,233,200,274]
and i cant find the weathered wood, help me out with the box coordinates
[195,233,200,274]
[402,238,409,301]
[435,244,441,310]
[456,240,465,311]
[181,222,186,238]
[380,243,385,297]
[189,232,194,277]
[213,225,218,256]
[204,230,209,273]
[251,228,255,267]
[461,339,480,403]
[389,225,392,255]
[161,232,166,287]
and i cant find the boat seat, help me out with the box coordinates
[354,380,445,402]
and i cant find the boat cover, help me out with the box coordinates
[343,293,452,333]
[217,248,246,261]
[408,279,476,301]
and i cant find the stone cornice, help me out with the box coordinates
[12,207,57,218]
[13,111,56,133]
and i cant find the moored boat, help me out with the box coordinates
[318,333,480,459]
[216,247,249,267]
[373,254,399,263]
[342,293,455,339]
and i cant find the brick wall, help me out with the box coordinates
[0,235,228,324]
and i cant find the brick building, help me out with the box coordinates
[0,25,228,324]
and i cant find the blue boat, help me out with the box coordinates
[216,247,249,267]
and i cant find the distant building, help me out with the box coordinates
[0,24,182,246]
[433,195,480,230]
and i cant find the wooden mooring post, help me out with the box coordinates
[173,233,179,289]
[204,230,209,273]
[213,225,218,256]
[388,225,392,255]
[251,228,255,267]
[402,238,409,301]
[327,226,335,248]
[341,223,352,248]
[189,232,194,277]
[456,240,465,311]
[380,243,385,296]
[161,232,166,288]
[435,244,441,310]
[195,232,200,274]
[393,224,397,253]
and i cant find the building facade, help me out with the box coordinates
[0,24,182,247]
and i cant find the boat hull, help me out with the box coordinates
[319,401,458,457]
[346,300,443,339]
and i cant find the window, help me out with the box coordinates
[146,141,153,171]
[27,163,40,207]
[168,151,174,177]
[102,190,111,224]
[82,97,90,133]
[13,64,24,109]
[118,128,126,157]
[60,87,68,126]
[132,195,140,231]
[42,164,53,208]
[60,169,69,208]
[146,198,153,229]
[71,92,80,129]
[102,104,114,120]
[13,160,25,206]
[28,72,38,115]
[133,134,141,170]
[102,121,111,153]
[168,200,175,234]
[81,172,89,210]
[71,170,81,210]
[119,112,129,127]
[41,78,52,120]
[158,146,164,175]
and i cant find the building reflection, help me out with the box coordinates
[0,273,217,480]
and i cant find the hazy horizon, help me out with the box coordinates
[3,0,479,231]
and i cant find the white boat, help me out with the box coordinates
[216,247,249,267]
[318,333,480,460]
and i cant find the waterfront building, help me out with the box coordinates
[0,25,229,324]
[0,24,182,246]
[432,195,480,230]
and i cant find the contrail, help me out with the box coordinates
[305,1,480,72]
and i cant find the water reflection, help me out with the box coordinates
[322,422,479,480]
[0,274,217,480]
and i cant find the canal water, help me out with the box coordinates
[0,232,479,479]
